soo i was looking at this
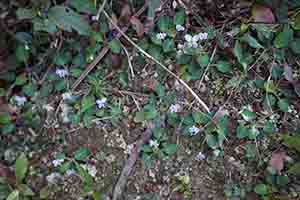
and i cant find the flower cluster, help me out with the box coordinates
[189,125,201,136]
[55,68,69,78]
[52,158,64,167]
[195,151,206,161]
[96,98,107,109]
[149,139,160,149]
[156,32,167,40]
[169,104,181,113]
[14,96,27,106]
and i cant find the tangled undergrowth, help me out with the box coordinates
[0,0,300,199]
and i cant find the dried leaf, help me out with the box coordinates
[130,17,144,37]
[252,5,275,23]
[269,152,288,173]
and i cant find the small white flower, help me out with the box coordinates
[169,104,181,113]
[46,172,62,184]
[176,24,185,32]
[156,32,167,40]
[55,68,69,78]
[195,151,206,161]
[25,44,30,50]
[213,149,221,157]
[184,34,200,48]
[91,15,98,21]
[198,32,208,40]
[149,139,160,149]
[189,125,201,136]
[81,164,97,177]
[172,0,178,9]
[184,34,193,42]
[52,159,64,167]
[177,43,184,49]
[96,98,107,109]
[14,96,27,106]
[62,92,73,101]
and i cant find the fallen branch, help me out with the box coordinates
[112,126,153,200]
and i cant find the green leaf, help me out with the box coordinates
[215,61,232,73]
[81,96,95,112]
[147,0,161,19]
[33,18,57,33]
[0,113,11,125]
[70,68,83,78]
[158,16,172,32]
[0,182,11,199]
[240,109,256,122]
[134,111,145,122]
[277,99,289,112]
[48,6,91,35]
[75,162,93,187]
[274,25,293,48]
[234,41,243,63]
[245,143,256,158]
[233,41,247,70]
[18,184,34,196]
[196,53,209,67]
[70,0,97,14]
[276,175,290,186]
[22,83,36,97]
[237,124,249,139]
[241,33,264,48]
[248,125,259,140]
[40,84,53,98]
[291,38,300,54]
[39,186,51,199]
[16,8,36,20]
[291,14,300,30]
[282,135,300,152]
[15,45,29,63]
[162,39,175,53]
[206,134,218,149]
[92,191,102,200]
[6,190,19,200]
[174,10,185,25]
[54,80,66,92]
[163,144,177,155]
[0,88,5,97]
[15,74,27,86]
[74,147,89,161]
[264,80,277,94]
[1,124,16,134]
[254,184,269,196]
[192,112,209,125]
[288,163,300,174]
[141,153,152,168]
[59,161,71,173]
[263,121,275,134]
[15,153,29,185]
[109,39,121,54]
[55,52,72,66]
